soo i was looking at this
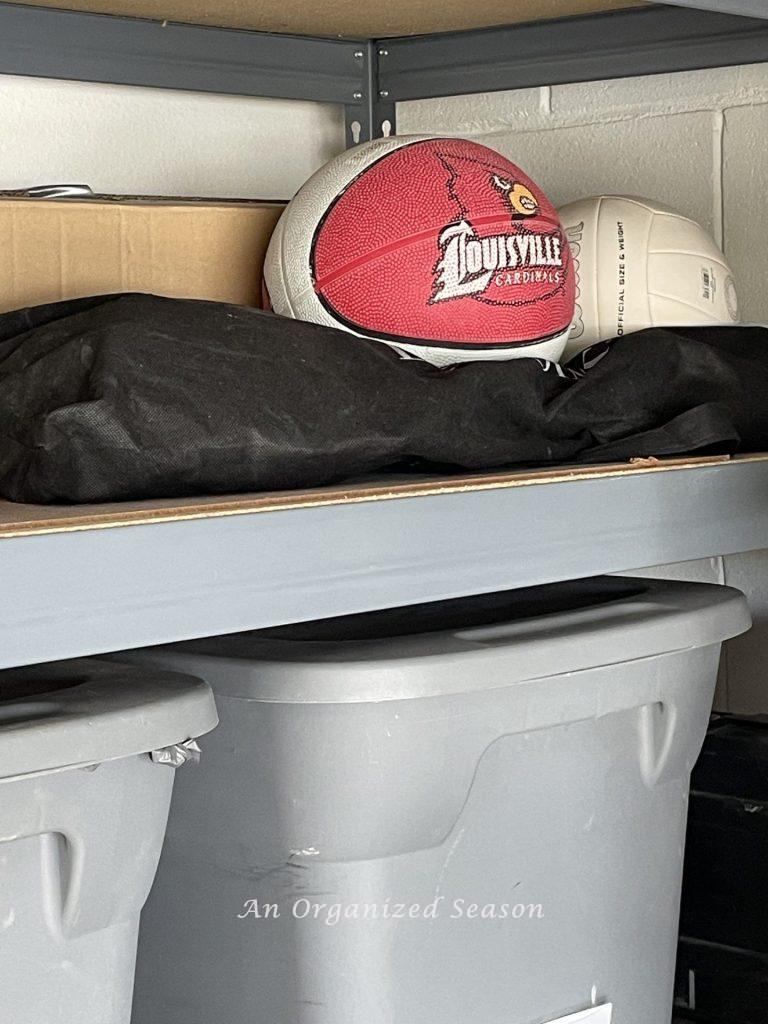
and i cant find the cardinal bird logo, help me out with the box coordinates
[491,174,539,218]
[430,150,563,305]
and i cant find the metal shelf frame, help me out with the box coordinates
[2,0,768,664]
[4,458,768,670]
[1,3,768,145]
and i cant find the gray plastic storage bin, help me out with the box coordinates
[0,658,217,1024]
[116,577,749,1024]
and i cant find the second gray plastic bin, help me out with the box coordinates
[116,576,750,1024]
[0,658,217,1024]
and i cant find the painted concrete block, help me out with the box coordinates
[0,75,343,200]
[723,103,768,323]
[399,87,546,136]
[402,64,768,139]
[479,111,715,227]
[554,63,768,123]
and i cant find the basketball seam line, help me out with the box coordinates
[391,326,571,361]
[308,308,574,349]
[308,136,441,287]
[312,214,562,292]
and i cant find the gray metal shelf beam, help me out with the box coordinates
[2,459,768,670]
[378,5,768,102]
[0,1,366,106]
[2,4,768,142]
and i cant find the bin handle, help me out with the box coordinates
[0,821,84,936]
[638,701,677,786]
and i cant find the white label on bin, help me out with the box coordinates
[545,1006,612,1024]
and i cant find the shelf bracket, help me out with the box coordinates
[344,41,397,146]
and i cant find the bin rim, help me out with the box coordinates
[110,577,751,704]
[0,658,218,780]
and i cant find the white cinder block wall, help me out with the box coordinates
[3,62,768,711]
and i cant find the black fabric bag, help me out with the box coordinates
[1,292,766,504]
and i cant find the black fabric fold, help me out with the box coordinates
[1,293,766,504]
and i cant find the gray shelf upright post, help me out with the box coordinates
[344,41,397,145]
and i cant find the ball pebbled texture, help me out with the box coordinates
[265,136,575,366]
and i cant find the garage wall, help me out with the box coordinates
[0,74,343,199]
[2,62,767,711]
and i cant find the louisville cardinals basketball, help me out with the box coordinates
[264,135,575,366]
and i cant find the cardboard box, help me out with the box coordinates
[0,191,284,315]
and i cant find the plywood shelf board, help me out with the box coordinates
[2,0,646,39]
[2,452,768,670]
[0,453,752,538]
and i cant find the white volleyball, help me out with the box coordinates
[558,195,739,360]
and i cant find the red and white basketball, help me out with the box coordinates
[264,136,575,366]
